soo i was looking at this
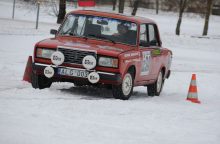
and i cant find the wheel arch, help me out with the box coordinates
[160,66,166,79]
[127,65,136,80]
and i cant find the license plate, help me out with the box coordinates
[58,68,89,78]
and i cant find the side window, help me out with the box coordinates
[139,24,148,47]
[148,25,155,42]
[148,24,159,46]
[140,24,147,42]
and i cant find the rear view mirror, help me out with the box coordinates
[97,19,108,25]
[50,29,57,35]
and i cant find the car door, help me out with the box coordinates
[147,24,163,79]
[137,23,162,83]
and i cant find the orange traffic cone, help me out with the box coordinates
[186,74,201,104]
[23,56,32,83]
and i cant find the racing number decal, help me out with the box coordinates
[141,51,151,75]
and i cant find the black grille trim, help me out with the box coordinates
[58,47,97,65]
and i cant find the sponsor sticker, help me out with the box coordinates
[124,58,141,63]
[141,51,151,75]
[124,52,140,58]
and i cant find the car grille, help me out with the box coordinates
[58,48,96,64]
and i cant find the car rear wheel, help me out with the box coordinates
[112,72,134,100]
[147,71,164,96]
[31,71,52,89]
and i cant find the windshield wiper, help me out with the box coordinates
[88,34,116,44]
[79,35,88,40]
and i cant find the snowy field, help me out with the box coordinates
[0,0,220,144]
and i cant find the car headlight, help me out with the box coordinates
[36,48,56,59]
[98,57,118,68]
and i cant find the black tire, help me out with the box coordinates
[147,71,164,96]
[112,72,134,100]
[31,71,52,89]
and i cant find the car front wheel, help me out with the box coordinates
[31,71,52,89]
[112,72,134,100]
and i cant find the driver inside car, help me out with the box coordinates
[113,23,129,43]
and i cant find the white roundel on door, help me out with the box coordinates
[82,55,96,70]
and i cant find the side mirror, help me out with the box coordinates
[149,40,158,46]
[97,19,108,25]
[139,41,150,47]
[50,29,57,35]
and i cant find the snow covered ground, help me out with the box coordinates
[0,1,220,144]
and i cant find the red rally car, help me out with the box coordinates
[31,10,172,100]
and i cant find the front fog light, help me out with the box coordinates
[88,72,100,84]
[82,55,97,70]
[51,51,65,66]
[44,66,54,78]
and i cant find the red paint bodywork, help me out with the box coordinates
[33,10,172,86]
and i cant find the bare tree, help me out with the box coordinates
[156,0,159,14]
[203,0,213,36]
[175,0,188,35]
[49,0,58,17]
[119,0,125,13]
[112,0,117,11]
[57,0,66,24]
[132,0,139,15]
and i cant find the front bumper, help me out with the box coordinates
[32,63,122,85]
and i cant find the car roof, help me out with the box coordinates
[69,10,156,24]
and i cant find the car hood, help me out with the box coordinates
[36,36,136,57]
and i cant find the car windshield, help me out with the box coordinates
[58,14,138,45]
